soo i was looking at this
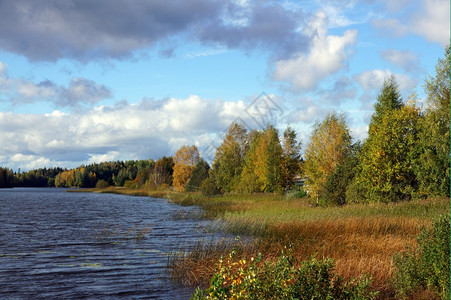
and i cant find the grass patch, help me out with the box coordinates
[168,195,448,298]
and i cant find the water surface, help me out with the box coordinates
[0,188,221,299]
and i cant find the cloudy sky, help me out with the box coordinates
[0,0,449,171]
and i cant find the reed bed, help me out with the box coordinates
[168,195,449,298]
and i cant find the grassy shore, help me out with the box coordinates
[74,187,449,298]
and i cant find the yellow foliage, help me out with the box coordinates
[173,145,200,192]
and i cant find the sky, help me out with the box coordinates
[0,0,449,171]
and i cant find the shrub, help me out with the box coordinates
[285,187,307,199]
[192,246,378,299]
[393,215,450,299]
[297,188,308,198]
[95,179,109,188]
[200,177,220,196]
[123,179,137,189]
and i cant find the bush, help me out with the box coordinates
[297,188,308,198]
[200,177,220,196]
[123,180,138,189]
[192,246,378,299]
[285,187,307,200]
[393,215,450,299]
[95,179,109,188]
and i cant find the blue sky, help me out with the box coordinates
[0,0,448,170]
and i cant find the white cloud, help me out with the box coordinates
[380,0,411,12]
[286,97,330,124]
[16,80,57,99]
[380,49,420,74]
[372,0,449,45]
[354,69,418,107]
[9,154,53,170]
[0,61,111,108]
[87,151,121,165]
[355,69,417,93]
[371,18,409,38]
[412,0,450,45]
[355,69,391,92]
[273,10,357,91]
[350,125,369,142]
[0,96,265,170]
[59,78,112,106]
[0,61,7,74]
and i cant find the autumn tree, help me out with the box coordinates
[415,46,450,197]
[280,126,302,189]
[352,77,421,203]
[303,113,352,202]
[210,122,248,193]
[149,156,174,188]
[173,145,200,192]
[238,125,283,193]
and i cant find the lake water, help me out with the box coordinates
[0,188,224,299]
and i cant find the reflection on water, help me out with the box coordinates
[0,188,225,299]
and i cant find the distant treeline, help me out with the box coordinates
[0,157,174,189]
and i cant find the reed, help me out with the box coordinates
[168,195,449,298]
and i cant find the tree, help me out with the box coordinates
[173,145,200,192]
[303,113,352,202]
[210,122,248,193]
[149,156,174,188]
[353,77,421,203]
[238,125,283,193]
[415,46,450,197]
[186,159,210,192]
[371,75,403,126]
[0,167,14,188]
[322,142,361,205]
[280,126,302,190]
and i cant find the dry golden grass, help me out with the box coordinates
[170,212,444,298]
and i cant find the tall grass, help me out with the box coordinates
[167,195,448,298]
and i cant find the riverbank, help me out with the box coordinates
[74,187,449,298]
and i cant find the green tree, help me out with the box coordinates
[210,122,248,193]
[280,126,302,190]
[186,159,210,192]
[303,113,352,202]
[353,77,421,203]
[415,46,450,197]
[322,142,361,205]
[371,75,403,126]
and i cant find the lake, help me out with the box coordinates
[0,188,224,299]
